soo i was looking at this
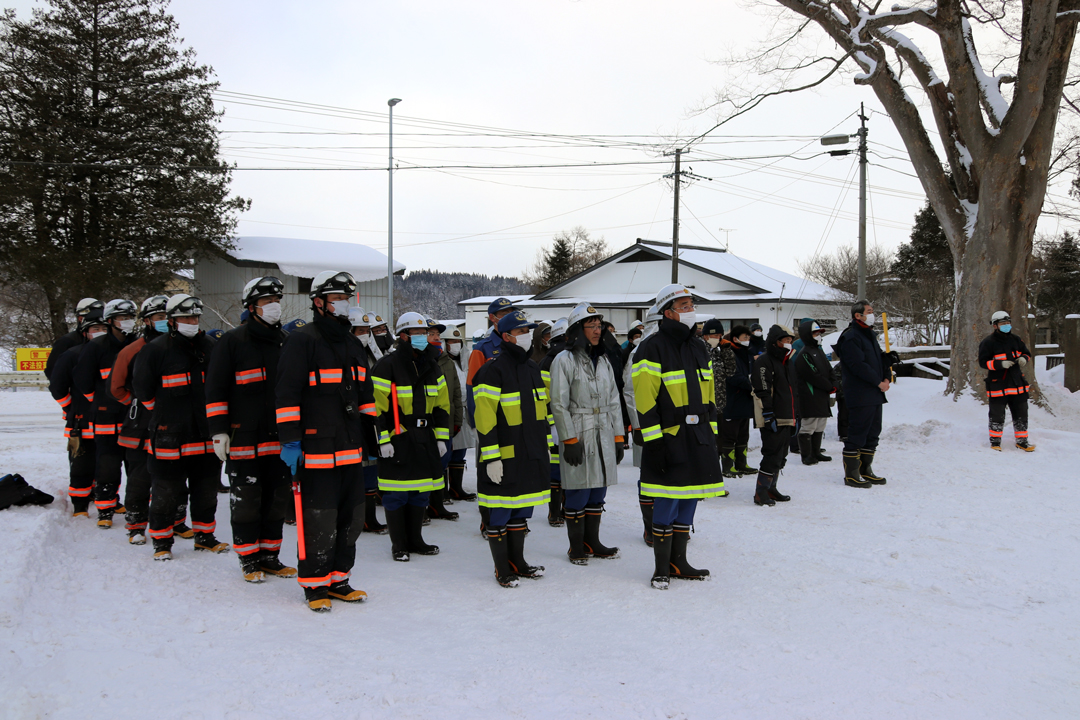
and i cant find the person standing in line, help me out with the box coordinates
[472,310,551,586]
[369,315,393,354]
[349,309,387,533]
[427,317,461,522]
[539,317,568,527]
[633,285,724,589]
[44,298,103,380]
[719,325,758,479]
[750,325,798,507]
[133,294,227,560]
[441,324,477,502]
[833,300,899,488]
[370,312,450,562]
[206,277,297,584]
[624,304,662,545]
[748,323,767,356]
[550,303,622,565]
[979,311,1036,452]
[275,271,376,611]
[74,299,139,529]
[529,320,552,365]
[794,320,835,466]
[702,319,735,486]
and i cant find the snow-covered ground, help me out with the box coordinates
[1,372,1078,720]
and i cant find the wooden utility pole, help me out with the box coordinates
[668,148,682,283]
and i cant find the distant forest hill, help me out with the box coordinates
[394,270,534,320]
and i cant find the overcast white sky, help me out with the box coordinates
[9,0,1080,280]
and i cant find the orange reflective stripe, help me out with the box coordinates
[298,574,332,588]
[117,436,141,449]
[94,424,118,435]
[57,393,71,408]
[206,402,229,417]
[68,486,92,497]
[148,527,174,539]
[257,442,282,456]
[99,368,111,379]
[162,373,190,387]
[143,399,156,410]
[260,538,282,550]
[319,369,343,384]
[352,366,367,381]
[191,521,215,533]
[359,402,377,416]
[229,446,256,460]
[180,442,211,456]
[83,393,94,401]
[276,406,300,423]
[235,368,267,385]
[234,542,260,556]
[304,454,335,469]
[335,449,362,465]
[155,447,181,459]
[330,570,350,583]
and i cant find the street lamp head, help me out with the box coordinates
[388,98,402,107]
[820,133,851,146]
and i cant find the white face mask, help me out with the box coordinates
[514,333,533,353]
[863,313,875,325]
[330,300,350,319]
[781,342,793,351]
[447,342,461,356]
[632,337,641,346]
[88,328,107,340]
[258,302,282,325]
[738,339,750,347]
[176,322,200,338]
[117,319,136,335]
[706,337,720,348]
[678,311,696,329]
[753,330,763,337]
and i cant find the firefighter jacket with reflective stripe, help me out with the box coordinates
[471,341,551,509]
[110,330,162,449]
[978,330,1031,398]
[132,331,217,460]
[371,340,450,492]
[631,318,724,499]
[275,313,376,471]
[45,328,82,380]
[74,330,135,438]
[206,318,288,461]
[752,340,799,428]
[550,343,621,491]
[49,344,94,439]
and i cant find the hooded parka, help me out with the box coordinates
[794,319,834,419]
[632,318,724,499]
[549,342,621,490]
[751,325,798,428]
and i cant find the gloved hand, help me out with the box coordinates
[633,428,644,447]
[487,459,504,484]
[762,410,778,433]
[1001,360,1015,369]
[212,433,230,463]
[280,441,301,475]
[615,442,625,465]
[885,350,901,366]
[379,442,395,459]
[453,425,461,436]
[1018,356,1028,367]
[563,441,585,466]
[439,440,450,456]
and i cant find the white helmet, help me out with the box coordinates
[655,283,693,311]
[364,312,386,328]
[549,317,569,341]
[76,298,103,317]
[441,325,464,342]
[165,294,203,318]
[627,320,645,333]
[140,295,169,319]
[644,303,663,324]
[472,328,485,342]
[990,310,1010,325]
[395,311,427,334]
[102,299,137,321]
[567,302,603,329]
[309,270,356,298]
[349,306,368,327]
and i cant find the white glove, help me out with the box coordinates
[1001,360,1015,369]
[487,459,504,484]
[439,440,450,456]
[379,442,395,459]
[212,434,230,463]
[1018,356,1028,367]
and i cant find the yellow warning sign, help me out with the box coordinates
[16,347,50,371]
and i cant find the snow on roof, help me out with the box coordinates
[227,236,405,282]
[456,295,533,307]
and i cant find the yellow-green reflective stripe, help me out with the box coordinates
[499,445,515,460]
[639,481,726,499]
[478,490,551,508]
[372,378,391,390]
[633,360,661,378]
[710,421,718,434]
[474,385,500,400]
[378,431,392,443]
[640,425,662,441]
[662,425,680,436]
[480,445,500,461]
[499,393,521,405]
[661,372,687,384]
[435,428,450,440]
[378,477,445,491]
[396,387,414,396]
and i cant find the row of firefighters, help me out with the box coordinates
[44,274,1036,611]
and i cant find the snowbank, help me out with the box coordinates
[1,382,1078,719]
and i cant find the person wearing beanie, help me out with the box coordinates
[750,325,798,506]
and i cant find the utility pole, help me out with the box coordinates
[666,148,683,283]
[857,103,868,302]
[387,98,401,321]
[718,227,735,251]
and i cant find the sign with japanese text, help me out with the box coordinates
[16,347,50,371]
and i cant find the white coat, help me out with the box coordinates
[550,345,621,490]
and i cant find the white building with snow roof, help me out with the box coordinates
[458,239,842,338]
[194,236,405,329]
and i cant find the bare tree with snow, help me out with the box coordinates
[706,0,1079,402]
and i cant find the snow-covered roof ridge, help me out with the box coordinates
[226,236,406,283]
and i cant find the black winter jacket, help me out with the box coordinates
[74,329,135,438]
[977,330,1031,398]
[206,318,289,461]
[132,330,217,460]
[723,341,755,421]
[794,319,834,419]
[110,329,162,450]
[275,313,376,471]
[751,325,798,427]
[45,328,82,380]
[49,344,93,439]
[833,320,890,408]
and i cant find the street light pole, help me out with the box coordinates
[387,97,401,321]
[856,103,868,302]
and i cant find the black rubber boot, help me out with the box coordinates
[304,586,331,612]
[71,497,90,518]
[240,555,265,583]
[506,519,544,578]
[720,445,738,478]
[798,433,818,465]
[478,505,490,538]
[547,484,564,527]
[258,552,297,578]
[565,509,589,565]
[583,504,619,558]
[754,471,776,506]
[859,450,886,485]
[769,472,790,502]
[447,462,476,501]
[812,432,832,462]
[734,445,757,475]
[427,487,459,521]
[639,495,654,547]
[194,533,230,553]
[405,504,439,555]
[385,506,410,561]
[669,523,709,580]
[363,490,387,534]
[843,451,871,488]
[651,524,673,589]
[486,526,518,587]
[152,538,173,561]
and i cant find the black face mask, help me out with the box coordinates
[374,333,392,351]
